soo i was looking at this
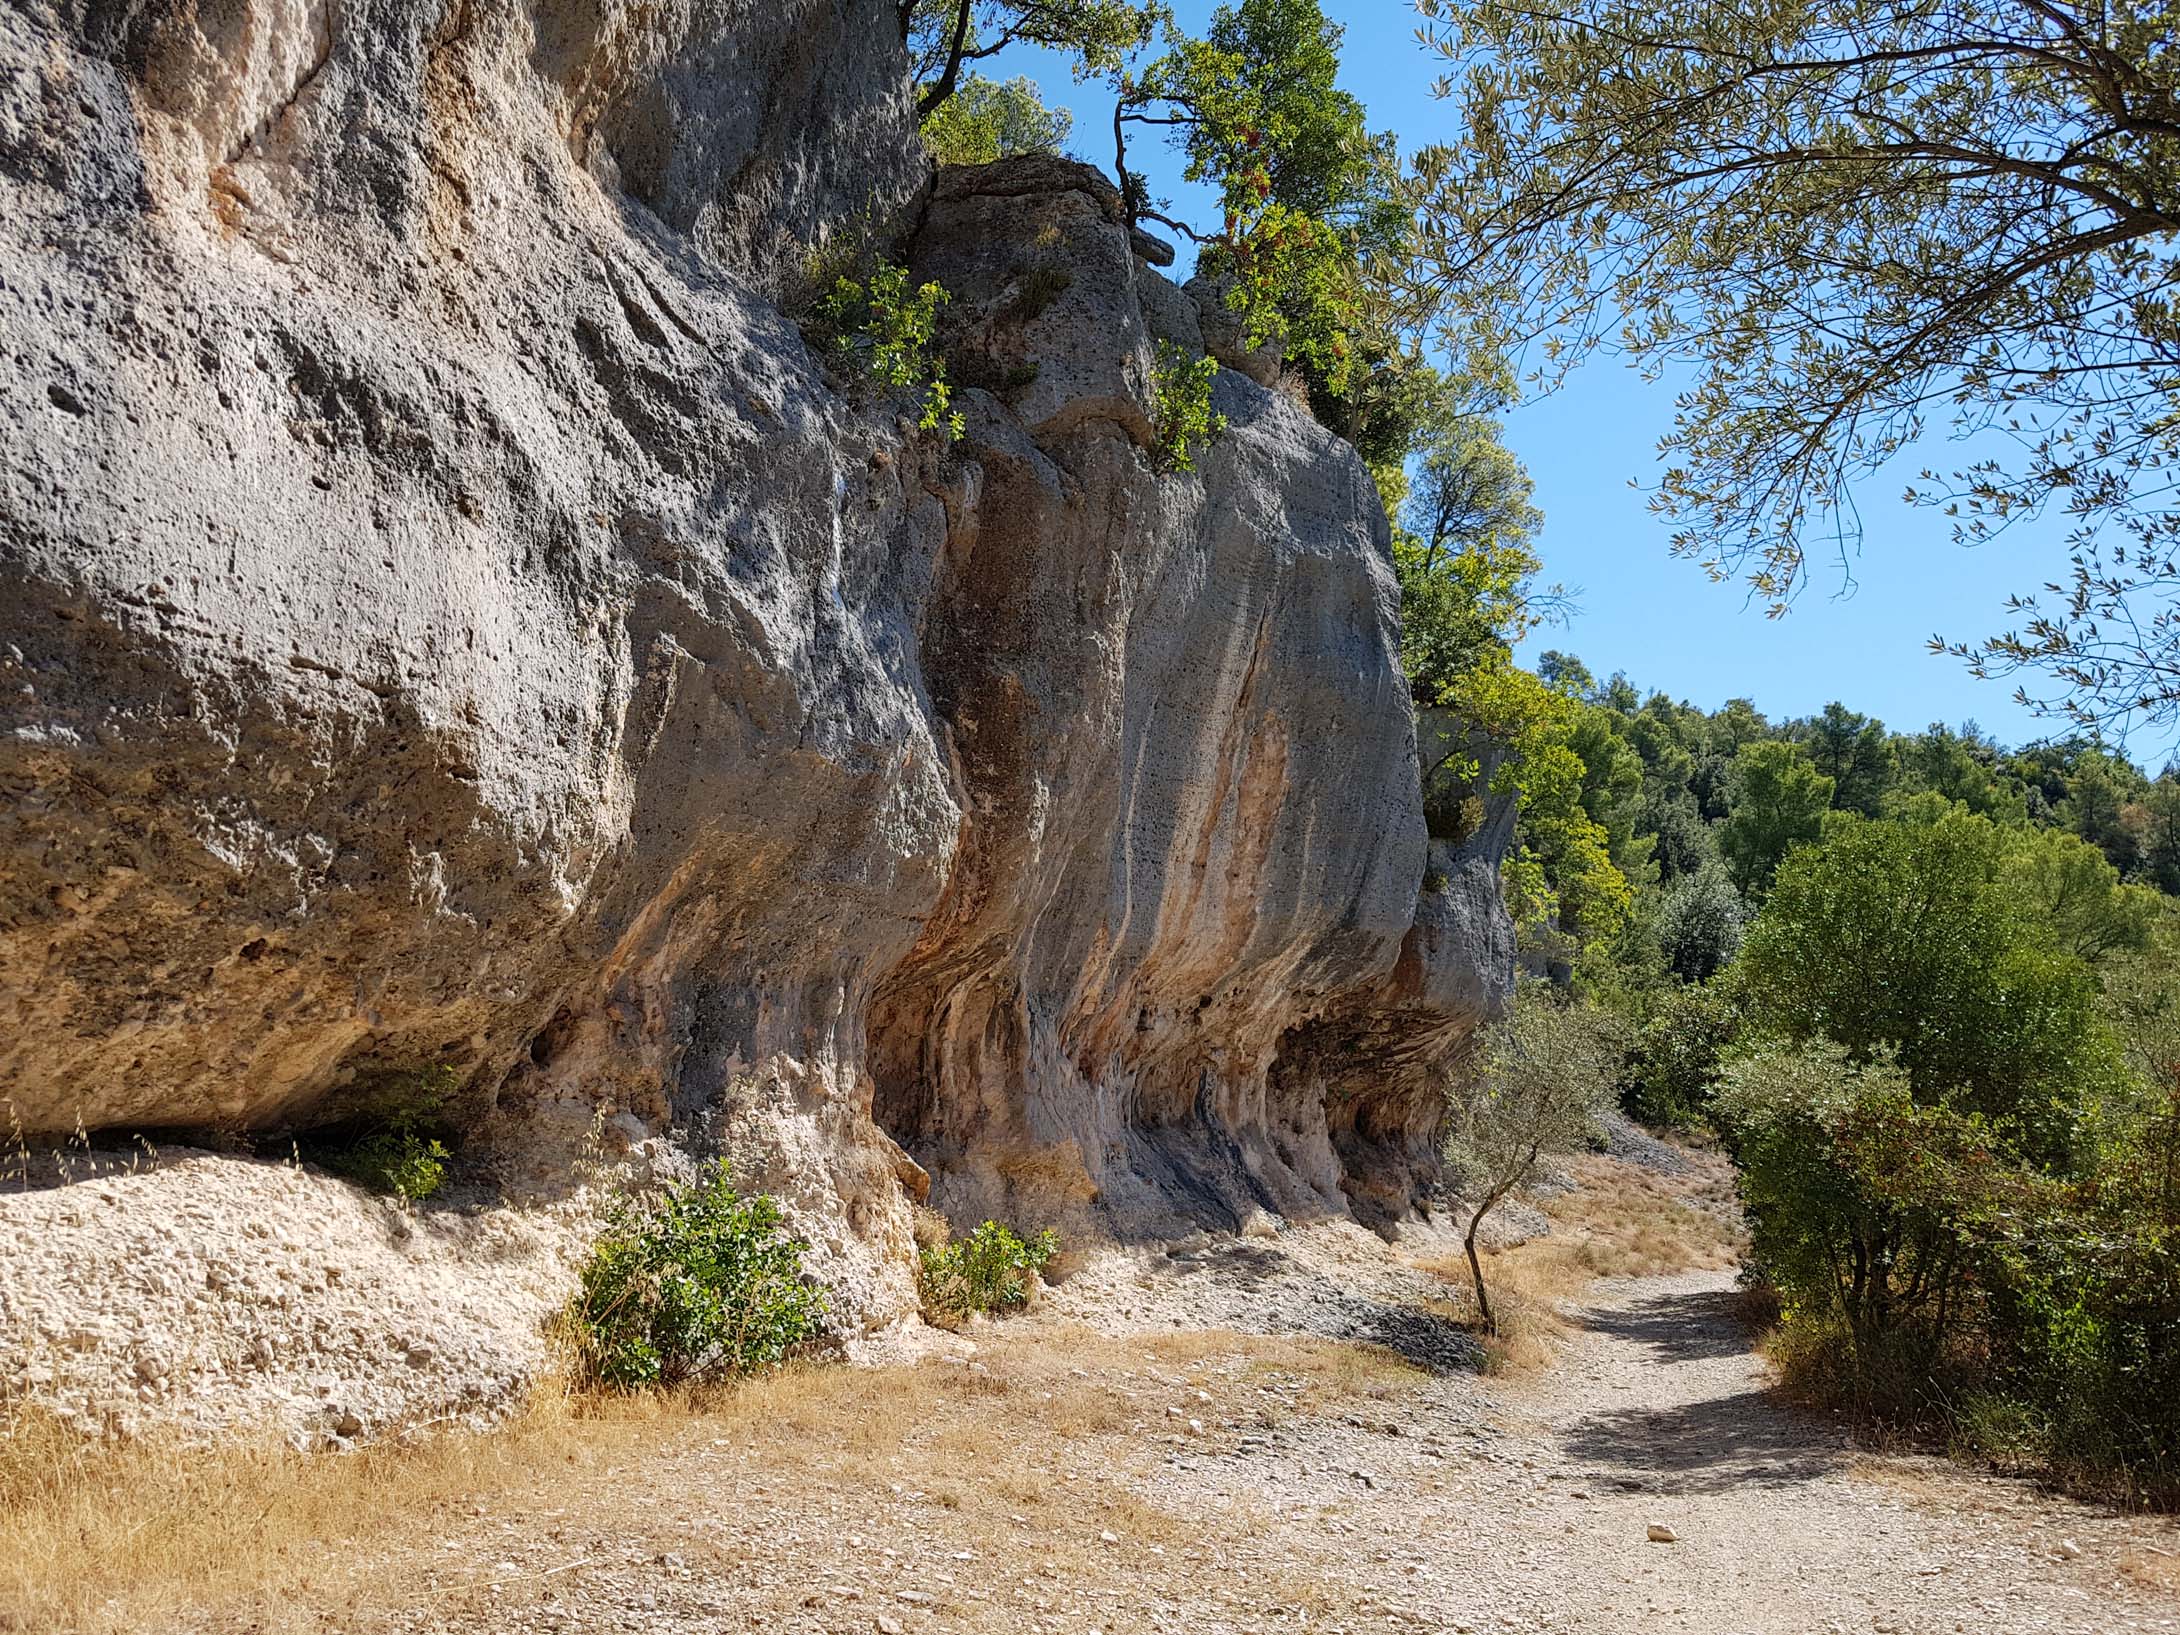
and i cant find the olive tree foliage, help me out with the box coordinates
[1446,987,1626,1332]
[1411,0,2180,742]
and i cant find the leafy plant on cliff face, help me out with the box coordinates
[567,1160,828,1390]
[1150,340,1226,473]
[918,1219,1060,1326]
[810,262,965,439]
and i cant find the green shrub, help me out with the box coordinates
[1719,1040,2005,1352]
[1652,863,1744,984]
[1720,1032,2180,1506]
[918,1219,1059,1325]
[1739,807,2118,1161]
[323,1127,450,1202]
[568,1161,828,1390]
[1622,980,1739,1128]
[810,262,964,438]
[316,1064,459,1202]
[1150,340,1226,473]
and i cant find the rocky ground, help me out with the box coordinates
[340,1273,2174,1635]
[17,1150,2174,1635]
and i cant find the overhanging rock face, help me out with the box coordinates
[0,0,1511,1427]
[868,160,1509,1237]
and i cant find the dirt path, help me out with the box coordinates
[1447,1268,2179,1633]
[29,1219,2178,1634]
[165,1246,2165,1635]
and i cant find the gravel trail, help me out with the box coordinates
[95,1232,2180,1634]
[1441,1267,2179,1633]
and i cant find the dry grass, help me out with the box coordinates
[1532,1152,1745,1278]
[2120,1545,2180,1594]
[0,1324,1428,1634]
[0,1371,698,1633]
[1417,1144,1745,1374]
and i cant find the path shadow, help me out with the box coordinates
[1559,1388,1843,1495]
[1552,1282,1847,1495]
[1354,1303,1486,1374]
[1156,1241,1291,1291]
[1581,1286,1755,1363]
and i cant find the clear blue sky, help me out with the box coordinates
[979,2,2079,749]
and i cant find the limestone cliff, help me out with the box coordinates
[0,0,1510,1432]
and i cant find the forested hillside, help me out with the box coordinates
[1434,619,2180,1505]
[1499,656,2180,989]
[1387,369,2180,1507]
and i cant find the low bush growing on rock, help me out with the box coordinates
[809,261,964,438]
[918,71,1074,166]
[323,1128,450,1203]
[1150,339,1226,473]
[917,1218,1059,1325]
[568,1161,828,1390]
[314,1065,459,1202]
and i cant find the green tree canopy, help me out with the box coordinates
[1654,862,1745,985]
[919,73,1074,164]
[904,0,1160,118]
[1391,407,1550,703]
[2137,776,2180,892]
[1894,723,2013,819]
[1116,0,1407,403]
[2000,821,2162,962]
[1739,808,2116,1151]
[1796,703,1894,819]
[1386,404,1625,967]
[1718,740,1834,898]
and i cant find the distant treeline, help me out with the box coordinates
[1513,650,2180,990]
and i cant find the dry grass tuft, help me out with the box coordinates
[2120,1545,2180,1594]
[0,1323,1428,1633]
[1530,1152,1745,1279]
[0,1368,720,1633]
